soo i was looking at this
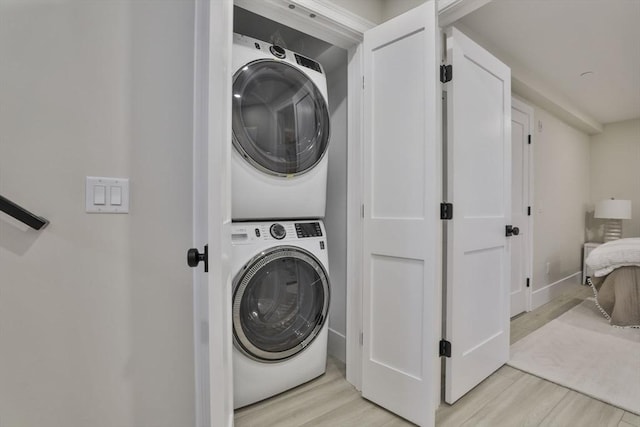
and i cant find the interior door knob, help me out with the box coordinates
[187,245,208,272]
[506,225,520,237]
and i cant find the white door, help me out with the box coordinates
[361,3,441,426]
[510,98,533,317]
[443,27,511,404]
[191,0,234,426]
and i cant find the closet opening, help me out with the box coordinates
[232,2,351,409]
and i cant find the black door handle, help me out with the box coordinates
[506,225,520,237]
[187,244,208,272]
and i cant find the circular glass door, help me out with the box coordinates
[232,246,330,362]
[232,59,330,176]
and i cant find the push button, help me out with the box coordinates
[255,228,261,237]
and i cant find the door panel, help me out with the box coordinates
[362,3,440,426]
[369,255,424,378]
[369,31,427,220]
[444,27,511,404]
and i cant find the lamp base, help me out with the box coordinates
[603,219,622,242]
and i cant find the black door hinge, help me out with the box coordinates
[440,203,453,220]
[440,65,452,83]
[528,134,532,144]
[439,339,452,357]
[526,278,530,288]
[527,206,531,216]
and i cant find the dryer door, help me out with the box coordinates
[232,246,330,362]
[232,59,330,176]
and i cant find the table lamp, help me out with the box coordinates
[594,198,632,242]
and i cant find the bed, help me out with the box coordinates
[585,238,640,328]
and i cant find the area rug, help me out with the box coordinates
[508,299,640,414]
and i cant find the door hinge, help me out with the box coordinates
[526,278,530,288]
[440,202,453,220]
[361,204,365,218]
[527,206,531,216]
[439,339,451,357]
[359,331,364,346]
[528,134,532,144]
[362,75,365,89]
[440,64,452,83]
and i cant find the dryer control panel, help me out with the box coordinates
[295,222,323,238]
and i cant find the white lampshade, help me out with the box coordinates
[594,199,632,220]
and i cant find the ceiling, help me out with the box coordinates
[457,0,640,126]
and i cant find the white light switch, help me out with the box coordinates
[110,186,122,206]
[93,185,106,205]
[86,176,130,213]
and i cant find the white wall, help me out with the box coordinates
[327,0,384,23]
[381,0,426,22]
[0,2,196,426]
[589,118,640,239]
[334,0,426,23]
[325,57,348,362]
[529,104,591,297]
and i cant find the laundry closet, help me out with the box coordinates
[195,2,513,426]
[232,6,351,369]
[223,4,352,410]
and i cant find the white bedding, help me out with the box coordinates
[585,238,640,277]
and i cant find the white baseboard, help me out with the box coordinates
[531,271,582,310]
[327,328,346,363]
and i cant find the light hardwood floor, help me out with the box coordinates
[235,280,640,426]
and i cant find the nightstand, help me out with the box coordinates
[583,242,602,284]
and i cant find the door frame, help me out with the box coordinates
[192,2,492,421]
[511,96,534,313]
[193,0,235,426]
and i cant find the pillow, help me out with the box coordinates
[585,238,640,277]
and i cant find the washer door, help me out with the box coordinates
[232,246,330,362]
[232,59,330,176]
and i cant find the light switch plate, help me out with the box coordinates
[86,176,129,213]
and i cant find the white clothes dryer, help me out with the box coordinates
[231,220,330,409]
[231,33,331,220]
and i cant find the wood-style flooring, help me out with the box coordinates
[234,280,640,426]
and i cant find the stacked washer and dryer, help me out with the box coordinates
[230,33,332,409]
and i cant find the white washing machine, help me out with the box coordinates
[231,220,331,408]
[231,33,331,221]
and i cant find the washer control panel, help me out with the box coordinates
[295,222,323,238]
[232,221,325,244]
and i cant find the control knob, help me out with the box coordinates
[269,45,286,59]
[270,223,286,240]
